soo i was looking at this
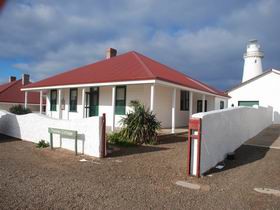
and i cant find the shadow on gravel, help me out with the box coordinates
[204,125,280,176]
[108,144,169,157]
[0,134,20,143]
[158,135,187,145]
[204,145,269,175]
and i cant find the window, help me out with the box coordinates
[115,86,126,115]
[69,88,78,112]
[220,101,225,109]
[197,100,207,113]
[50,90,57,111]
[180,90,189,111]
[238,101,259,107]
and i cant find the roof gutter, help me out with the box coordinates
[21,78,228,99]
[155,79,230,99]
[21,79,157,91]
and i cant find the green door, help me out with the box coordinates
[89,87,99,117]
[238,101,259,107]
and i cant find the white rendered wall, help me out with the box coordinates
[228,71,280,123]
[191,106,273,176]
[45,84,224,129]
[46,85,151,128]
[214,97,228,110]
[0,110,103,157]
[191,93,217,113]
[153,85,191,128]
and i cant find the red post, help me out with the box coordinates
[101,113,106,158]
[187,118,202,177]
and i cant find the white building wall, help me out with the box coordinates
[46,84,152,128]
[191,93,218,113]
[214,97,228,110]
[153,85,172,128]
[45,84,225,129]
[175,89,190,128]
[228,72,280,123]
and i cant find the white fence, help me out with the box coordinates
[0,110,103,157]
[191,106,273,176]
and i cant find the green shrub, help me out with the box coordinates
[120,101,161,145]
[107,132,136,147]
[36,140,49,148]
[9,105,31,115]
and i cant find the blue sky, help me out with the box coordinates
[0,0,279,90]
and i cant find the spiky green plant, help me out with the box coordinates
[120,101,161,144]
[9,104,31,115]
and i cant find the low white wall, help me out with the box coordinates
[0,110,103,157]
[192,106,273,175]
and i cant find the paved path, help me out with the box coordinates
[245,124,280,149]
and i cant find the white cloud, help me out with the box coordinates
[0,0,280,89]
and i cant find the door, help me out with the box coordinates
[89,87,99,117]
[197,100,207,113]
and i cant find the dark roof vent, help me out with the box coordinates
[9,76,17,83]
[22,74,30,85]
[106,48,117,59]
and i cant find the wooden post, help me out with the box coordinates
[24,91,28,108]
[150,84,155,111]
[171,88,176,133]
[82,88,86,118]
[50,133,53,150]
[75,132,78,155]
[111,86,116,132]
[58,89,62,119]
[39,90,43,114]
[189,91,193,117]
[101,113,107,158]
[202,94,205,112]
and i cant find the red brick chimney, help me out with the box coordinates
[9,76,17,83]
[22,74,30,85]
[106,48,117,59]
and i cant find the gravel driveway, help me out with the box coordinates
[0,134,280,209]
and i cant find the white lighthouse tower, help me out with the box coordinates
[242,39,264,82]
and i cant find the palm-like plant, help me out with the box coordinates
[120,101,161,144]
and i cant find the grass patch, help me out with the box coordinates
[107,132,137,147]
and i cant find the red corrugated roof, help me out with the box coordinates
[0,80,43,104]
[25,51,228,97]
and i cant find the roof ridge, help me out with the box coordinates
[186,77,217,94]
[132,52,155,78]
[131,52,225,95]
[24,51,135,89]
[226,69,275,93]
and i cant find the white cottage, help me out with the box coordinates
[22,49,228,133]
